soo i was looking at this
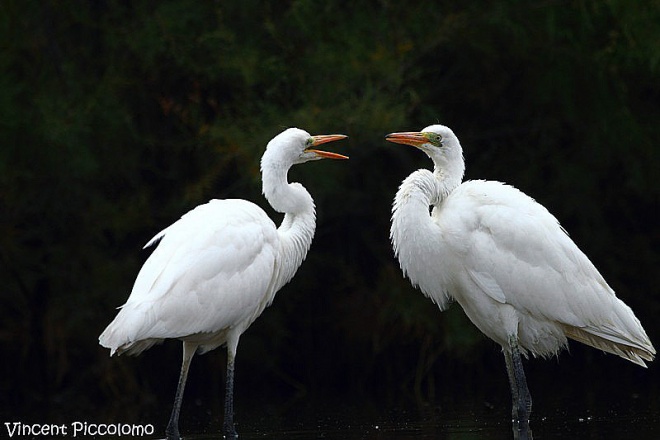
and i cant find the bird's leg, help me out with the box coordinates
[223,340,239,439]
[504,350,520,422]
[504,336,533,440]
[166,341,198,440]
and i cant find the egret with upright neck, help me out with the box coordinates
[100,128,348,439]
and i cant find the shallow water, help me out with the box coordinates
[158,396,659,440]
[5,380,657,440]
[5,398,657,440]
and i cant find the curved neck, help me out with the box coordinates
[390,169,452,308]
[391,169,441,247]
[261,161,316,290]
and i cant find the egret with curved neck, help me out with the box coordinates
[387,124,654,439]
[99,128,347,440]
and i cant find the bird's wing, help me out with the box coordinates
[100,199,279,349]
[443,181,637,339]
[444,181,653,359]
[443,181,597,323]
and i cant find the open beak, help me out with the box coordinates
[307,134,349,159]
[385,132,428,148]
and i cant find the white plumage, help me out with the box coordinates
[101,199,279,356]
[387,124,654,439]
[99,128,347,440]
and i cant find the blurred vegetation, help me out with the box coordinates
[1,0,658,421]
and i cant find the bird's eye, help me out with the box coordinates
[427,133,443,147]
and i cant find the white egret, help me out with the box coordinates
[99,128,348,440]
[387,124,654,439]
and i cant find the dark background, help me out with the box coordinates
[1,0,658,428]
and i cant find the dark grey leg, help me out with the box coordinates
[223,352,238,439]
[504,336,533,440]
[166,342,198,440]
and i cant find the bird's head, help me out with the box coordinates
[386,124,465,182]
[261,127,348,214]
[386,124,461,160]
[265,128,348,167]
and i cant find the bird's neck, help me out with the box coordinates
[432,153,464,200]
[262,163,316,289]
[391,169,442,252]
[390,169,453,309]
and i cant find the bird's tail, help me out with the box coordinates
[564,326,654,367]
[99,305,163,356]
[562,301,655,367]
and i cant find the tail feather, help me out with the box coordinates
[562,293,655,368]
[99,331,163,356]
[99,304,163,356]
[563,325,655,367]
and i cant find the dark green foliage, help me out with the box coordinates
[1,0,658,416]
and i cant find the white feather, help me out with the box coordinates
[99,128,346,357]
[389,124,655,364]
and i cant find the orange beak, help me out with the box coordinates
[308,134,349,159]
[385,132,428,148]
